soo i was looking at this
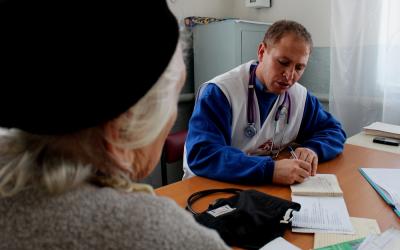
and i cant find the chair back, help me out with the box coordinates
[161,130,188,185]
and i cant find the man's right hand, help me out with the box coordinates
[272,159,311,185]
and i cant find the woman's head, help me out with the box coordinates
[0,0,185,196]
[0,44,186,196]
[0,0,179,135]
[103,45,186,180]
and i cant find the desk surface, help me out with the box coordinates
[155,144,400,249]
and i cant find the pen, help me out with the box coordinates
[288,146,298,159]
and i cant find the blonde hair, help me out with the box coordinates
[104,46,183,149]
[0,44,184,197]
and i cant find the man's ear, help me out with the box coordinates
[257,42,266,62]
[103,121,135,173]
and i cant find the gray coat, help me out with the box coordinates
[0,184,229,250]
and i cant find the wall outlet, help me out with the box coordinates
[245,0,271,8]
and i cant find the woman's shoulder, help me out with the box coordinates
[56,184,188,222]
[91,186,229,249]
[0,184,228,250]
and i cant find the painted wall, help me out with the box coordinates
[232,0,331,47]
[168,0,331,46]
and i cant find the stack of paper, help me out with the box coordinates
[363,122,400,139]
[290,174,354,234]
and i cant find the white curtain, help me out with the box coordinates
[330,0,400,136]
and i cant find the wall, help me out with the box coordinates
[168,0,331,42]
[232,0,330,47]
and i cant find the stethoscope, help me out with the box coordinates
[244,64,291,139]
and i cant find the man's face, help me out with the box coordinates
[256,33,310,95]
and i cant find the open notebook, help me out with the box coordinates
[359,168,400,217]
[290,174,343,197]
[290,174,353,234]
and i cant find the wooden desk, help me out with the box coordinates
[155,144,400,249]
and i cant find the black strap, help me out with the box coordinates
[186,188,243,215]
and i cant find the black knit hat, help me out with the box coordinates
[0,0,179,135]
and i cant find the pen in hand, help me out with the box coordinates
[289,146,312,177]
[288,146,298,160]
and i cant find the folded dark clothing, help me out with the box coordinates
[184,16,234,28]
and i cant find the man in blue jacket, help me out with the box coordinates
[183,20,346,185]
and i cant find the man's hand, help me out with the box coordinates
[294,147,318,176]
[272,159,311,184]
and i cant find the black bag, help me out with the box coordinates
[186,188,301,250]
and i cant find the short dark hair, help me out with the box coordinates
[263,20,313,53]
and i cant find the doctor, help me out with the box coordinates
[183,20,346,185]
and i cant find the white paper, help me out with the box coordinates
[291,196,354,233]
[259,237,301,250]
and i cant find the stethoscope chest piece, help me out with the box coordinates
[244,123,257,138]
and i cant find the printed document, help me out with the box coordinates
[291,195,353,234]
